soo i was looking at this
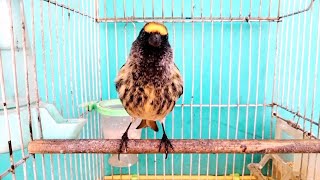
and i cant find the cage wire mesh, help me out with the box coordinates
[0,0,319,179]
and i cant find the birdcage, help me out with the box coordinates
[0,0,319,179]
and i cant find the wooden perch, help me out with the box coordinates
[28,139,320,154]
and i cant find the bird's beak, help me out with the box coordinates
[148,33,162,47]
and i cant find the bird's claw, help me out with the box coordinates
[159,133,174,159]
[118,131,129,160]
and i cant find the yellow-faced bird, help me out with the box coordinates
[115,22,183,159]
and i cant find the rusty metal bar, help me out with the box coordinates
[0,154,32,179]
[279,0,315,19]
[273,103,318,126]
[96,16,280,23]
[96,0,316,24]
[42,0,95,20]
[29,139,320,154]
[41,0,315,24]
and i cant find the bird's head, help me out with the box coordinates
[137,22,169,48]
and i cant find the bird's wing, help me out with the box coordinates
[173,63,183,98]
[115,63,127,91]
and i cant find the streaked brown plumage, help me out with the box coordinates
[115,22,183,158]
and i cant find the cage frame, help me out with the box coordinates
[0,0,319,179]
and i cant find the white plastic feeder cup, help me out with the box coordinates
[97,99,142,168]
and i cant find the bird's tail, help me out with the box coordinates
[136,119,159,132]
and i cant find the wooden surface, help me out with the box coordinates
[28,139,320,154]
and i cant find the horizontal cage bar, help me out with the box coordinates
[41,0,315,23]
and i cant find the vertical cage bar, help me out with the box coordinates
[242,4,253,175]
[275,0,286,125]
[18,0,37,180]
[123,0,126,18]
[78,0,86,179]
[263,1,273,141]
[232,0,243,175]
[61,2,71,180]
[216,0,223,176]
[57,155,61,180]
[89,1,95,179]
[68,0,75,121]
[225,0,233,175]
[280,0,292,106]
[152,0,154,18]
[49,155,54,180]
[180,0,185,176]
[153,132,156,177]
[233,14,243,178]
[276,0,286,108]
[197,0,204,177]
[72,4,81,180]
[291,0,303,111]
[93,0,100,178]
[102,2,109,176]
[62,0,70,122]
[113,0,119,72]
[8,0,31,179]
[30,0,40,179]
[303,4,314,175]
[162,2,167,174]
[189,0,195,176]
[252,19,262,166]
[179,0,185,176]
[83,0,90,178]
[48,0,55,103]
[271,16,281,146]
[142,0,145,19]
[66,0,77,178]
[297,1,308,115]
[133,0,135,18]
[55,0,63,115]
[285,0,297,108]
[54,2,63,179]
[133,22,136,179]
[105,5,110,100]
[252,0,264,171]
[64,155,68,180]
[206,0,214,176]
[312,5,320,178]
[311,1,320,137]
[0,43,16,180]
[19,1,33,179]
[303,2,314,129]
[31,0,43,140]
[277,0,281,17]
[171,1,175,176]
[295,8,308,175]
[40,0,48,102]
[161,0,164,18]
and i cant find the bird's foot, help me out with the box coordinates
[158,133,174,159]
[118,131,130,160]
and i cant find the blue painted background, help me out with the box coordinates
[0,0,319,179]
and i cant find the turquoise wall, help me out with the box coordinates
[0,0,319,179]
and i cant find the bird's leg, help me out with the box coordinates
[118,120,133,160]
[159,122,174,159]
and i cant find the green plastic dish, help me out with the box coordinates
[85,99,129,117]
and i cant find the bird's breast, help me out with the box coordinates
[118,82,176,120]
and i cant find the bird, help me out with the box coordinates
[115,22,183,159]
